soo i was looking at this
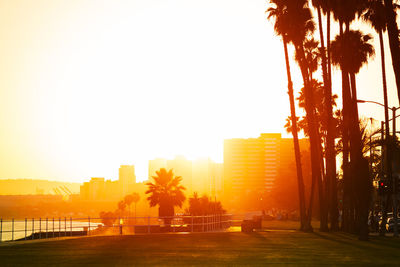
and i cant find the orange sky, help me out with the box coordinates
[0,0,397,182]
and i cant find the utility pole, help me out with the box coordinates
[380,121,388,236]
[392,107,399,237]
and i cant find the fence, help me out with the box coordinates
[0,214,233,242]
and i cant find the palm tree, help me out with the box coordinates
[312,0,340,231]
[383,0,400,104]
[124,192,140,218]
[117,200,127,216]
[124,194,134,216]
[131,193,140,219]
[267,0,308,231]
[146,168,186,227]
[272,0,330,232]
[331,30,375,240]
[363,1,390,138]
[286,1,329,232]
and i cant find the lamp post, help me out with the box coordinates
[357,100,399,237]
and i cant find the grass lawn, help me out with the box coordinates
[1,229,400,266]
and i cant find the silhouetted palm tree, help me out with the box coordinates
[331,30,375,240]
[311,0,340,231]
[124,192,140,217]
[146,168,186,226]
[362,0,390,137]
[383,0,400,104]
[267,0,307,231]
[117,200,127,216]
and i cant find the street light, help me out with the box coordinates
[357,99,399,237]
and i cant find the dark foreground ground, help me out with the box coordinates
[1,230,400,266]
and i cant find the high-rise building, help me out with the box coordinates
[80,177,106,200]
[147,156,222,198]
[192,158,223,199]
[119,165,136,196]
[223,133,309,205]
[167,156,193,195]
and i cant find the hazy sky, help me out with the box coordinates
[0,0,398,182]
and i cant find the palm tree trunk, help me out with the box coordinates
[349,73,371,241]
[326,10,339,231]
[316,5,338,231]
[378,28,391,236]
[383,0,400,105]
[283,39,308,231]
[295,44,324,232]
[379,29,390,135]
[339,21,352,232]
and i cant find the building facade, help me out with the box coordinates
[223,133,309,205]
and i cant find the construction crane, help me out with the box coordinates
[52,187,62,195]
[62,186,73,195]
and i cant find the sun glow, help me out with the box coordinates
[0,0,290,182]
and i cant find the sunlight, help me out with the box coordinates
[0,0,288,181]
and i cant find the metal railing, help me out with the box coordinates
[0,214,232,242]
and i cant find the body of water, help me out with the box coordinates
[0,218,99,242]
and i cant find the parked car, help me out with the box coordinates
[387,218,400,232]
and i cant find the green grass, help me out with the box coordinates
[1,230,400,266]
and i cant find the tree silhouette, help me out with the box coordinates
[311,0,340,231]
[146,168,186,227]
[383,0,400,104]
[267,0,307,231]
[117,200,127,216]
[187,193,225,216]
[331,29,375,240]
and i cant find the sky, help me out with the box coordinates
[0,0,398,182]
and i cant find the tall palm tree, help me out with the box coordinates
[117,200,127,216]
[267,0,308,231]
[331,30,375,240]
[312,0,340,231]
[131,192,140,219]
[330,0,372,239]
[383,0,400,104]
[284,1,329,232]
[269,0,330,232]
[124,194,134,216]
[363,0,390,138]
[146,168,186,226]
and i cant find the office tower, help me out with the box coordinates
[79,177,106,200]
[223,133,309,205]
[167,156,193,195]
[119,165,136,196]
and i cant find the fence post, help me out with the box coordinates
[12,218,14,241]
[191,216,193,233]
[172,216,175,233]
[64,217,67,237]
[52,217,55,238]
[39,218,41,239]
[0,218,2,242]
[70,217,72,236]
[88,216,91,236]
[25,218,27,240]
[214,214,216,231]
[32,218,35,240]
[202,216,204,232]
[46,218,48,239]
[147,216,150,234]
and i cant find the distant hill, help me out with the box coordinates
[0,179,80,195]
